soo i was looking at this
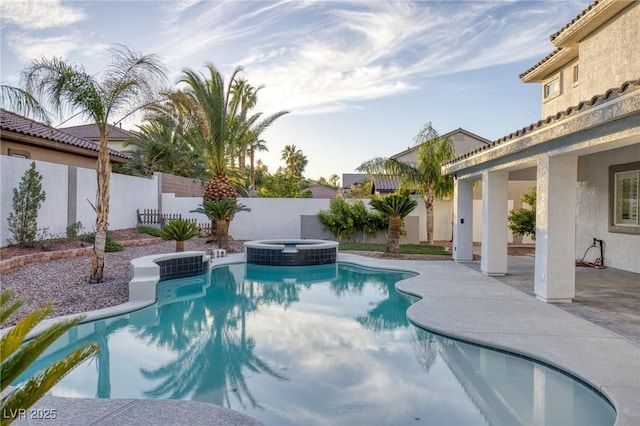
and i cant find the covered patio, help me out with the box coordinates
[443,79,639,305]
[465,255,640,345]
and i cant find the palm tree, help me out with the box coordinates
[122,113,207,179]
[160,219,201,252]
[247,137,268,192]
[369,192,418,255]
[1,289,99,424]
[358,123,455,245]
[0,85,49,123]
[281,144,308,177]
[24,45,167,283]
[191,199,250,250]
[167,64,287,203]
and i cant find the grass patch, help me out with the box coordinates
[136,225,164,238]
[339,243,450,256]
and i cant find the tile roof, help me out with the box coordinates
[519,48,563,80]
[443,77,640,167]
[0,109,130,160]
[550,0,601,42]
[309,184,339,199]
[61,123,134,140]
[372,175,401,192]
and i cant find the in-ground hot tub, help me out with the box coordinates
[244,239,338,266]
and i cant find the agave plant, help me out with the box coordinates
[369,192,418,255]
[191,199,250,250]
[160,219,201,252]
[1,289,99,426]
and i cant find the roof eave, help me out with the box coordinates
[2,131,130,163]
[442,79,640,176]
[551,0,634,48]
[520,48,578,82]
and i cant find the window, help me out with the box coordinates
[615,170,639,225]
[8,148,30,159]
[609,162,640,234]
[572,64,579,84]
[543,75,560,99]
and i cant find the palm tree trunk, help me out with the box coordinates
[90,138,111,283]
[425,189,435,245]
[217,219,229,250]
[386,215,402,255]
[249,147,256,194]
[176,240,185,252]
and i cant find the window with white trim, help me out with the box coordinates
[614,169,639,226]
[543,75,561,99]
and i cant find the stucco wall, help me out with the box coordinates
[579,2,640,102]
[541,2,640,117]
[576,144,640,273]
[1,157,69,245]
[1,156,158,246]
[1,141,98,169]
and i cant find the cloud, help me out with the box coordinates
[6,32,109,63]
[156,0,590,115]
[0,0,85,29]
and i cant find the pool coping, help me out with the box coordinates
[8,252,639,426]
[337,253,639,426]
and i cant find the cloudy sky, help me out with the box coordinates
[0,0,589,180]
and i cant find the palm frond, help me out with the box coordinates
[0,85,50,123]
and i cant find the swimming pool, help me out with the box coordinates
[16,263,615,425]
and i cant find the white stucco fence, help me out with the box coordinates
[1,156,158,246]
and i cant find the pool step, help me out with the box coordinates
[207,248,227,258]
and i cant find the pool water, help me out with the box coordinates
[17,263,615,425]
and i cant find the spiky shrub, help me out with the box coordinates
[7,162,46,247]
[160,219,201,252]
[369,192,417,255]
[191,199,250,250]
[0,289,99,425]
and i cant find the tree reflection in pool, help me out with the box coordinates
[16,263,615,425]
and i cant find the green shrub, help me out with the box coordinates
[508,188,536,240]
[82,232,124,252]
[317,198,387,242]
[136,225,163,237]
[65,222,84,240]
[7,162,46,247]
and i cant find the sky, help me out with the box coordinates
[0,0,591,181]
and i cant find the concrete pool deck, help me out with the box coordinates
[13,253,640,425]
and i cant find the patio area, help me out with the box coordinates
[465,255,640,346]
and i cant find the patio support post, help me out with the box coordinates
[481,171,509,276]
[534,155,577,303]
[453,178,474,262]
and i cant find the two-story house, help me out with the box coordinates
[443,0,639,303]
[344,128,535,243]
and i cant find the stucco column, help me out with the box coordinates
[535,155,577,303]
[481,171,508,276]
[453,178,474,262]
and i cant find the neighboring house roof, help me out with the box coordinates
[342,173,369,189]
[443,77,640,167]
[391,127,491,160]
[371,175,401,194]
[308,184,338,199]
[0,109,130,162]
[61,123,134,140]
